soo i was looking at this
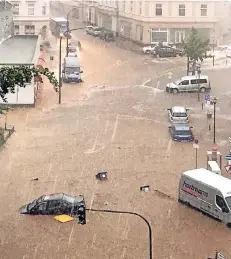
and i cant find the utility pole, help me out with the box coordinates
[86,208,153,259]
[116,0,119,36]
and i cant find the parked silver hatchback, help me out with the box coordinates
[168,106,189,124]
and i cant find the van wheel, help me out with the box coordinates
[227,223,231,228]
[172,88,179,94]
[200,87,206,93]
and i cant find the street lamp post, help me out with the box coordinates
[193,139,199,169]
[58,27,84,104]
[86,208,153,259]
[197,63,201,101]
[66,7,83,56]
[211,96,217,144]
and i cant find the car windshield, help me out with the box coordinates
[225,196,231,210]
[28,196,43,210]
[173,112,187,117]
[173,79,181,85]
[175,130,190,135]
[66,67,80,74]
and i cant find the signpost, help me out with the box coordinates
[193,139,199,168]
[205,94,210,101]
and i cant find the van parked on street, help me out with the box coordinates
[166,75,210,94]
[62,56,83,83]
[178,168,231,228]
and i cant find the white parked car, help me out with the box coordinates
[167,106,189,124]
[142,45,156,54]
[226,46,231,58]
[86,26,93,34]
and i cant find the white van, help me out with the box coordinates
[166,75,210,94]
[178,168,231,228]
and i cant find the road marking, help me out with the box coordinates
[68,225,74,247]
[104,120,109,135]
[166,139,172,154]
[111,114,119,142]
[156,80,160,89]
[142,78,151,86]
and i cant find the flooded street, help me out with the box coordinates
[0,19,231,259]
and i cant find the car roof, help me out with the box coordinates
[171,106,187,113]
[183,168,231,197]
[43,193,84,203]
[174,124,190,130]
[181,75,208,80]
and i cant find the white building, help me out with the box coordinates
[9,0,50,35]
[97,0,231,45]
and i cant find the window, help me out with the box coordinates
[151,29,167,44]
[181,80,189,85]
[28,3,34,15]
[179,4,185,16]
[156,4,162,16]
[122,1,125,11]
[175,31,185,43]
[191,79,198,84]
[25,25,35,35]
[139,1,142,15]
[201,4,207,16]
[216,195,228,209]
[42,6,46,15]
[199,79,207,84]
[14,25,19,35]
[12,2,19,15]
[130,1,133,13]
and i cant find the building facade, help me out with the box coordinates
[9,0,50,35]
[97,0,231,45]
[0,1,13,42]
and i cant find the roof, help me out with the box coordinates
[171,106,187,113]
[64,56,80,66]
[181,75,208,80]
[183,168,231,196]
[43,193,84,203]
[174,124,190,130]
[0,36,38,64]
[50,17,67,22]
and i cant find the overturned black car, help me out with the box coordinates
[19,193,85,219]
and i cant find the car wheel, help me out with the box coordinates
[145,50,151,55]
[200,87,206,93]
[227,223,231,228]
[172,88,179,94]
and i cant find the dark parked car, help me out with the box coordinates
[19,193,85,216]
[100,30,115,41]
[152,46,184,58]
[169,124,194,142]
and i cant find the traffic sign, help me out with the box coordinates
[226,154,231,160]
[193,144,199,149]
[205,94,210,101]
[225,165,231,173]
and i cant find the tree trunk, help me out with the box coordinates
[187,56,189,75]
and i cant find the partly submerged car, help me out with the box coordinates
[167,106,189,124]
[169,124,194,142]
[19,193,85,215]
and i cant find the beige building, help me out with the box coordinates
[9,0,50,35]
[97,0,231,45]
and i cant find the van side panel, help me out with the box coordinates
[178,175,216,218]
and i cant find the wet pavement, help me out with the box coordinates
[0,20,231,259]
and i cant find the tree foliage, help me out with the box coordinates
[183,27,210,62]
[0,66,58,102]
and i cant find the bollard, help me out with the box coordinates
[209,125,211,131]
[202,103,204,110]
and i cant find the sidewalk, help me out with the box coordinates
[113,38,144,55]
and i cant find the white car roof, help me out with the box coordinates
[181,75,208,80]
[171,106,187,113]
[182,168,231,197]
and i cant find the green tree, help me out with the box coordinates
[183,27,210,75]
[0,66,58,103]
